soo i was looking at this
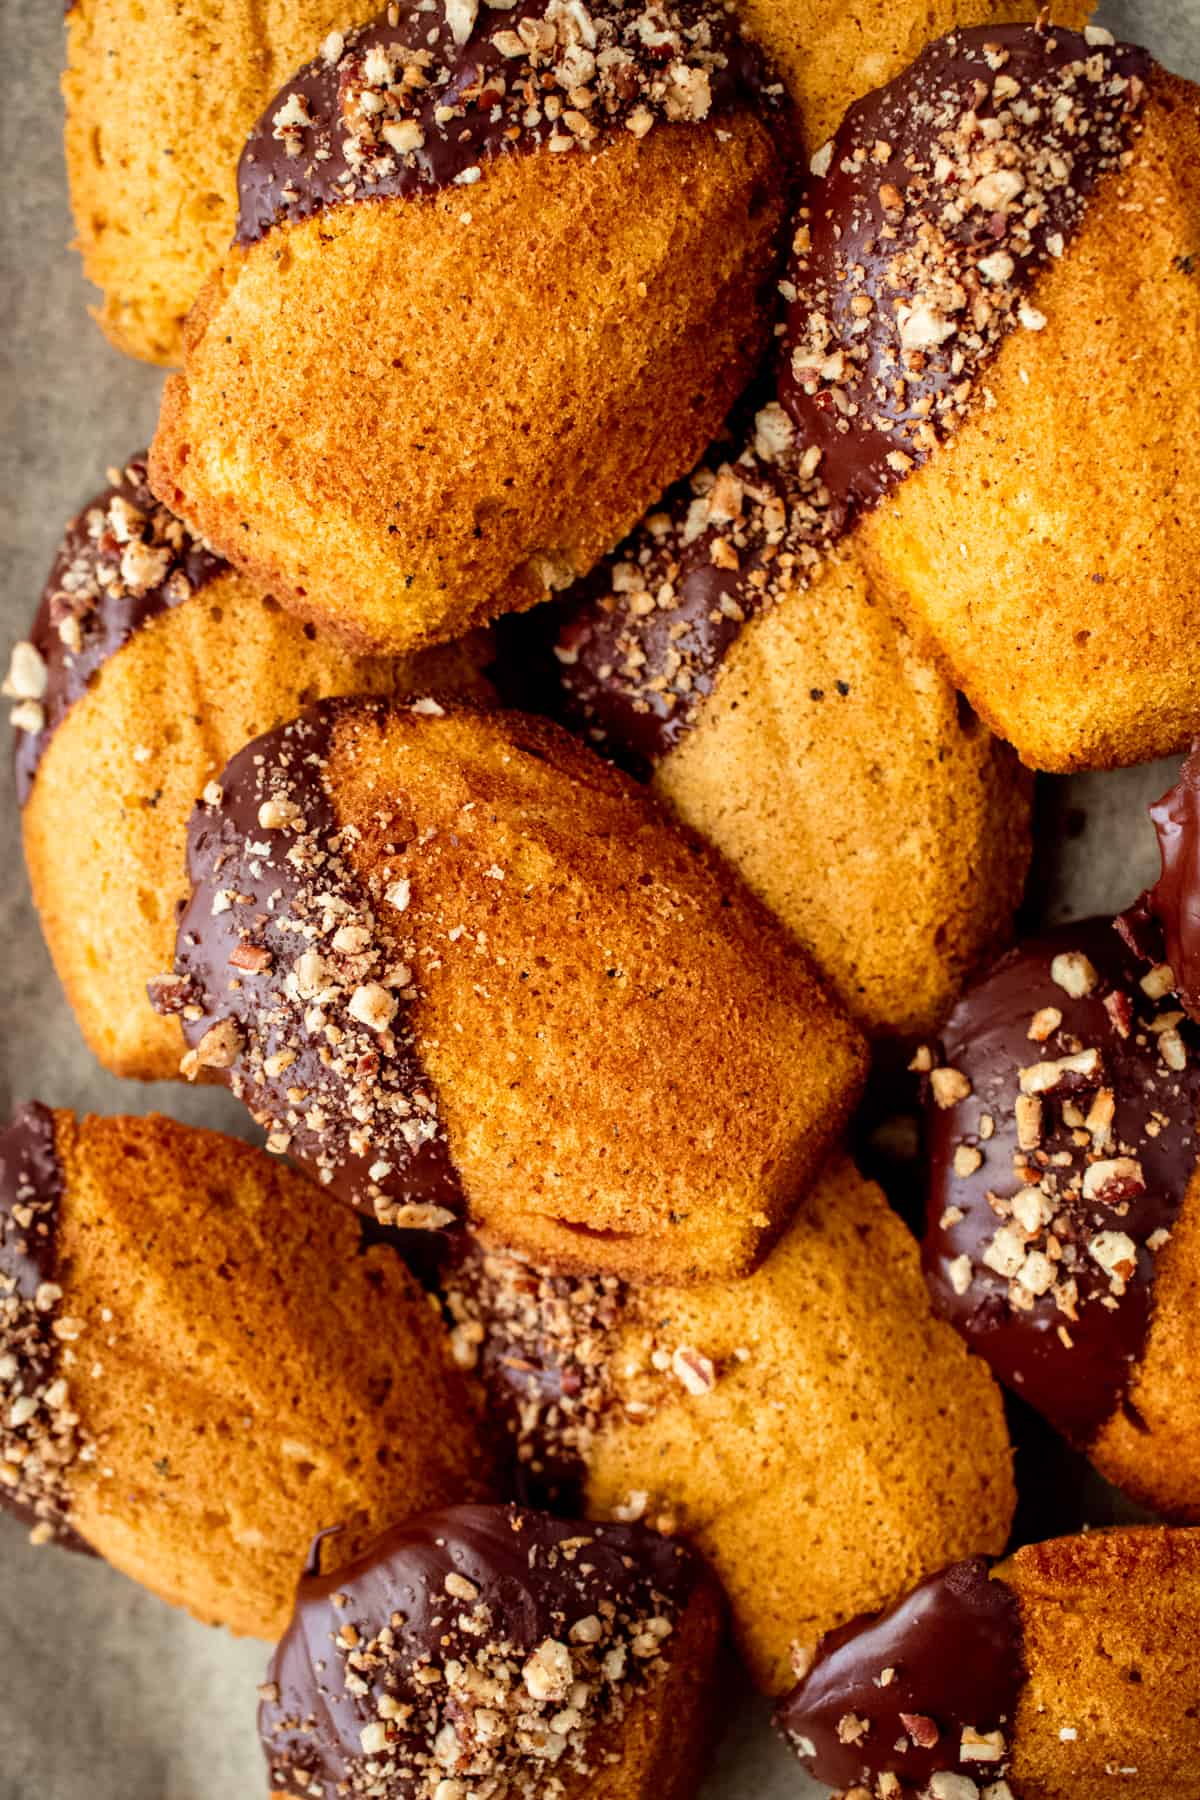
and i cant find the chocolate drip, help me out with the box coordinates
[774,1557,1024,1796]
[0,1104,91,1554]
[235,0,774,247]
[152,702,464,1230]
[923,918,1200,1445]
[1117,743,1200,1024]
[260,1502,708,1797]
[11,456,226,806]
[777,23,1149,538]
[554,410,834,773]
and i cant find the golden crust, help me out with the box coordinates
[653,545,1032,1037]
[50,1111,491,1638]
[736,0,1091,156]
[573,1151,1015,1692]
[1004,1527,1200,1800]
[858,73,1200,772]
[1090,1165,1200,1521]
[325,703,867,1282]
[149,118,786,653]
[20,570,492,1081]
[62,0,381,365]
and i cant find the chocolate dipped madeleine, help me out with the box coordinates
[148,0,789,654]
[260,1503,723,1799]
[736,0,1090,156]
[60,0,1088,369]
[776,1527,1200,1800]
[7,455,491,1082]
[778,21,1200,772]
[922,916,1200,1521]
[0,1105,490,1637]
[153,697,866,1282]
[554,414,1031,1039]
[442,1150,1015,1694]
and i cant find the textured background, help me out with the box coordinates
[0,1,1194,1793]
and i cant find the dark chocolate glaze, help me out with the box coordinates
[0,1103,91,1554]
[774,1557,1024,1795]
[554,419,834,773]
[923,918,1200,1446]
[778,23,1150,539]
[13,456,227,806]
[153,701,465,1230]
[236,0,774,247]
[440,1234,626,1509]
[1117,743,1200,1025]
[260,1502,711,1797]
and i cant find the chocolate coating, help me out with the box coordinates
[13,456,226,805]
[778,23,1150,538]
[774,1557,1024,1795]
[1117,743,1200,1024]
[0,1103,90,1553]
[260,1502,710,1797]
[153,702,464,1230]
[441,1235,626,1508]
[554,416,833,772]
[924,918,1200,1445]
[236,0,774,247]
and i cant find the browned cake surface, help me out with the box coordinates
[324,704,866,1280]
[62,0,381,364]
[1090,1165,1200,1521]
[21,569,490,1081]
[736,0,1091,153]
[458,1151,1014,1693]
[149,118,785,654]
[859,70,1200,772]
[52,1111,491,1637]
[1006,1527,1200,1799]
[654,545,1032,1037]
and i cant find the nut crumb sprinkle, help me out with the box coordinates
[150,706,463,1229]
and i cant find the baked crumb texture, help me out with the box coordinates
[260,1503,723,1800]
[0,1106,491,1636]
[9,456,492,1082]
[554,433,1032,1038]
[442,1150,1015,1694]
[775,1526,1200,1800]
[154,698,866,1282]
[147,0,787,653]
[921,917,1200,1519]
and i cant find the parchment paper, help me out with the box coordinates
[0,2,1194,1793]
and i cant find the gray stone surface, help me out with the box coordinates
[0,1,1195,1794]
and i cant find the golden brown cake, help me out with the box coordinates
[776,1527,1200,1800]
[151,698,867,1284]
[9,454,491,1082]
[442,1149,1016,1694]
[553,420,1032,1039]
[776,20,1200,772]
[923,916,1200,1523]
[147,0,789,654]
[0,1104,492,1638]
[59,0,1090,368]
[63,0,382,365]
[259,1504,724,1800]
[736,0,1090,154]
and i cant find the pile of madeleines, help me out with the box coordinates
[7,0,1200,1794]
